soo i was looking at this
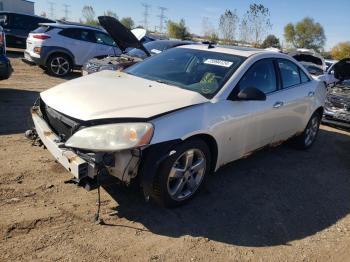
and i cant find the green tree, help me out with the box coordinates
[219,9,239,44]
[284,17,326,51]
[261,34,280,48]
[82,6,99,26]
[120,17,135,29]
[331,42,350,60]
[167,19,190,40]
[245,3,272,44]
[104,10,118,19]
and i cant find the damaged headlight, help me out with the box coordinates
[65,123,153,152]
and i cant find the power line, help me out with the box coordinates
[47,1,55,19]
[141,3,151,30]
[158,6,167,34]
[62,4,70,21]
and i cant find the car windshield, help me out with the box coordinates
[126,41,183,59]
[125,48,245,98]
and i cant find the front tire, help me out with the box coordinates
[152,138,211,207]
[292,112,321,149]
[46,54,72,77]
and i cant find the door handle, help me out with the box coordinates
[273,101,284,109]
[308,91,315,97]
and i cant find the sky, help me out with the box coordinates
[33,0,350,50]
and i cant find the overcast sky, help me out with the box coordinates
[34,0,350,50]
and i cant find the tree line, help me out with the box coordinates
[79,4,350,60]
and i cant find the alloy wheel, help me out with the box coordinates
[167,149,206,201]
[305,115,319,147]
[50,57,70,76]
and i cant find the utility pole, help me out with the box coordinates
[62,4,70,21]
[141,3,151,30]
[158,6,167,34]
[48,1,55,19]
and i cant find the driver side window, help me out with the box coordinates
[237,59,277,94]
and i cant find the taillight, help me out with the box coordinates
[33,34,50,40]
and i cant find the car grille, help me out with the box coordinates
[327,96,350,111]
[40,99,79,140]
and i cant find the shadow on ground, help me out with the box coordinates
[0,88,38,135]
[103,128,350,247]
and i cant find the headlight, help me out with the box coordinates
[65,123,153,152]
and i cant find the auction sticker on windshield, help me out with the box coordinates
[204,59,233,67]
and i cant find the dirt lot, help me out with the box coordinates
[1,52,350,261]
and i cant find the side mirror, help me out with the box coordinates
[235,87,266,101]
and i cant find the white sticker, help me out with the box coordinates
[151,49,162,54]
[204,59,233,67]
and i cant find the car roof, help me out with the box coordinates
[177,44,267,57]
[39,22,104,32]
[0,11,55,21]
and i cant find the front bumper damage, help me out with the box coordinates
[31,106,96,180]
[30,106,179,197]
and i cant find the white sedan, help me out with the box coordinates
[29,45,326,207]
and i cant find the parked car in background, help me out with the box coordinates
[323,58,350,128]
[24,21,144,77]
[325,59,338,71]
[83,16,194,75]
[0,12,54,49]
[0,26,12,79]
[28,44,326,207]
[289,49,327,80]
[83,40,194,75]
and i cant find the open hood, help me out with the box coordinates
[98,16,150,56]
[333,58,350,81]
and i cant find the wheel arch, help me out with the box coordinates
[42,46,75,66]
[183,133,218,174]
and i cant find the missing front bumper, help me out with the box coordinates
[31,107,97,179]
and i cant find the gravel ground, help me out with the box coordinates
[0,52,350,262]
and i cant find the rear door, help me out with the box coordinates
[93,31,121,57]
[271,59,315,142]
[59,28,99,66]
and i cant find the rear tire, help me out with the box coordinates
[152,138,211,207]
[292,112,321,149]
[46,54,72,77]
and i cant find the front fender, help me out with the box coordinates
[139,139,182,198]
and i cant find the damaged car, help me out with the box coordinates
[288,49,326,80]
[82,16,193,75]
[0,26,12,80]
[27,31,326,207]
[323,58,350,128]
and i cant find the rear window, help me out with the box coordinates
[32,25,52,33]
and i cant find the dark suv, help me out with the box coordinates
[0,12,54,48]
[0,26,12,79]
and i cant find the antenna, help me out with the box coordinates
[158,6,167,34]
[47,1,55,19]
[62,4,70,21]
[141,3,151,30]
